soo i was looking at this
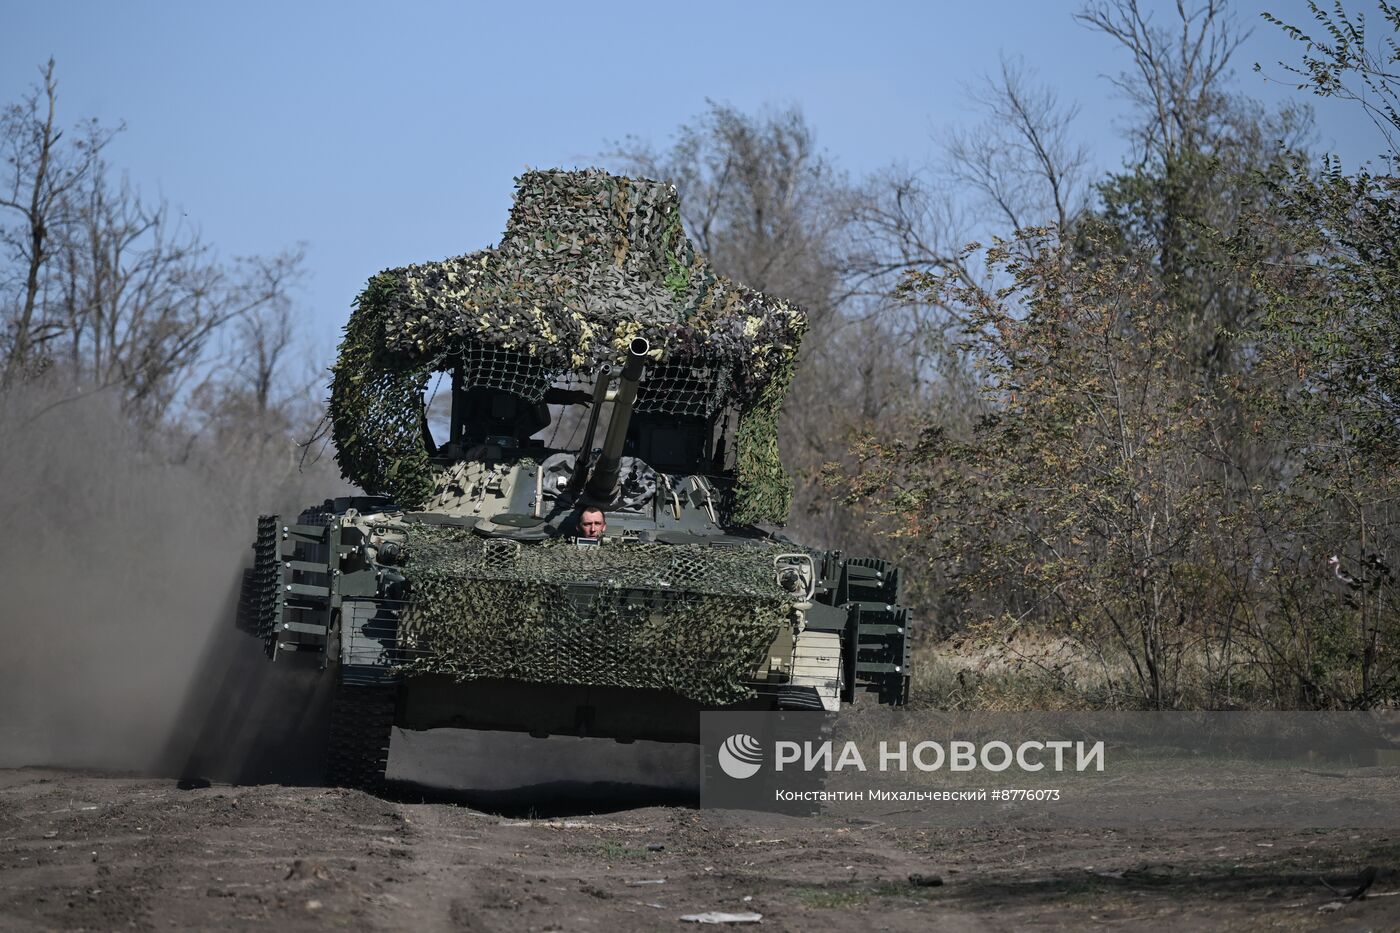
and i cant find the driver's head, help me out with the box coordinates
[579,506,606,538]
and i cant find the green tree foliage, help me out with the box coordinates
[1242,1,1400,707]
[1262,0,1400,157]
[1256,1,1400,461]
[841,0,1400,709]
[848,230,1232,708]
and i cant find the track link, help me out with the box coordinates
[325,680,397,792]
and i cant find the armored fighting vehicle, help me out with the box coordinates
[236,169,911,789]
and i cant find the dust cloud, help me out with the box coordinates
[0,383,348,780]
[0,383,701,804]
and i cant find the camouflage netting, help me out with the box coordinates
[393,525,793,705]
[330,168,807,523]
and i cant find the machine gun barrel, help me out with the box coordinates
[584,337,649,502]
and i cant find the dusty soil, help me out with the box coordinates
[1,764,1396,932]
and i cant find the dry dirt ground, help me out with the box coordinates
[1,762,1397,932]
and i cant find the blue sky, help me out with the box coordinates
[2,1,1379,363]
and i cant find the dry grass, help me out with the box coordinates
[908,635,1126,711]
[906,634,1288,711]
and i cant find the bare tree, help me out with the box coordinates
[238,296,295,416]
[54,159,305,423]
[610,102,846,317]
[840,165,972,298]
[840,55,1089,312]
[1076,0,1248,160]
[0,60,114,381]
[1078,0,1312,381]
[826,58,1094,509]
[1,60,308,426]
[945,58,1091,234]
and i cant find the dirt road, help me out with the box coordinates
[1,761,1396,932]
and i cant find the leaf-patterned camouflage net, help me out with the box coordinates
[330,168,806,523]
[393,525,793,705]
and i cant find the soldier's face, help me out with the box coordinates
[580,511,606,537]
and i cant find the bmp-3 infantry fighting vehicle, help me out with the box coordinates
[236,169,912,789]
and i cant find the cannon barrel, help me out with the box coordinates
[584,337,649,501]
